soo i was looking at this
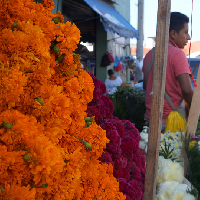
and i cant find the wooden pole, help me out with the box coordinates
[143,1,171,199]
[187,64,200,137]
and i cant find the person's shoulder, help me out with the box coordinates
[169,46,186,56]
[105,78,109,83]
[117,76,122,81]
[169,47,188,64]
[144,48,153,58]
[143,48,153,72]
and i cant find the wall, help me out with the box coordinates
[52,0,62,14]
[106,0,131,81]
[95,18,108,83]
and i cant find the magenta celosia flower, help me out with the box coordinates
[106,141,118,154]
[125,194,131,200]
[121,136,139,153]
[131,165,142,182]
[101,120,121,146]
[125,180,143,200]
[122,120,140,142]
[86,106,103,125]
[112,146,122,159]
[122,152,134,161]
[89,97,114,119]
[113,155,127,169]
[138,148,145,156]
[112,117,126,139]
[99,151,113,165]
[88,73,106,99]
[87,72,146,198]
[126,160,135,172]
[137,153,146,169]
[113,168,130,181]
[117,178,127,193]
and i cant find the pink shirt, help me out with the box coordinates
[142,40,191,122]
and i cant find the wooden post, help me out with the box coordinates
[143,1,171,199]
[187,64,200,137]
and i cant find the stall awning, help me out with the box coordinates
[83,0,139,39]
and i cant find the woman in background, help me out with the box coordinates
[105,69,122,94]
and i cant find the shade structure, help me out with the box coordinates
[83,0,140,39]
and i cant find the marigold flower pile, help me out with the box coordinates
[0,0,126,199]
[87,74,146,200]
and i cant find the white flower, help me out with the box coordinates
[158,157,182,170]
[140,132,148,142]
[169,184,188,200]
[139,141,146,150]
[157,181,179,200]
[157,166,184,184]
[155,196,159,200]
[182,193,196,200]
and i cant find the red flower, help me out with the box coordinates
[125,194,131,200]
[121,136,139,154]
[126,160,135,172]
[122,152,134,161]
[87,106,102,125]
[101,120,121,146]
[89,97,114,119]
[88,73,106,99]
[125,180,143,200]
[131,165,142,182]
[113,156,127,169]
[117,178,127,193]
[138,148,145,156]
[99,151,113,165]
[111,146,122,159]
[138,153,146,169]
[112,117,126,139]
[106,141,118,154]
[113,168,130,181]
[122,120,140,142]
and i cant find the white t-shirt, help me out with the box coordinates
[105,76,122,94]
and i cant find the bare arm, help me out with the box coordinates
[177,73,194,108]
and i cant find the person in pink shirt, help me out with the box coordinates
[142,12,193,129]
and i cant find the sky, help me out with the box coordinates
[130,0,200,44]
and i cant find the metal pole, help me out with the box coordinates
[135,0,144,82]
[136,0,144,61]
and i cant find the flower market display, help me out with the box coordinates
[87,74,146,200]
[185,135,200,199]
[140,127,184,161]
[108,87,146,132]
[139,127,197,200]
[0,0,126,199]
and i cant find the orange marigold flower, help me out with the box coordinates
[0,183,36,200]
[0,109,40,147]
[0,67,27,110]
[42,0,55,11]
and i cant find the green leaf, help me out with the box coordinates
[0,187,4,193]
[2,121,12,129]
[52,17,61,24]
[32,184,48,188]
[56,54,65,63]
[35,97,43,105]
[23,154,32,161]
[12,22,17,30]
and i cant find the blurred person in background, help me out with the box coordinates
[105,69,123,94]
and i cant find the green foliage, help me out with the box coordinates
[108,87,146,131]
[159,141,178,161]
[186,185,198,198]
[184,132,200,199]
[195,115,200,136]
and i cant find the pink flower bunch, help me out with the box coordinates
[87,74,146,200]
